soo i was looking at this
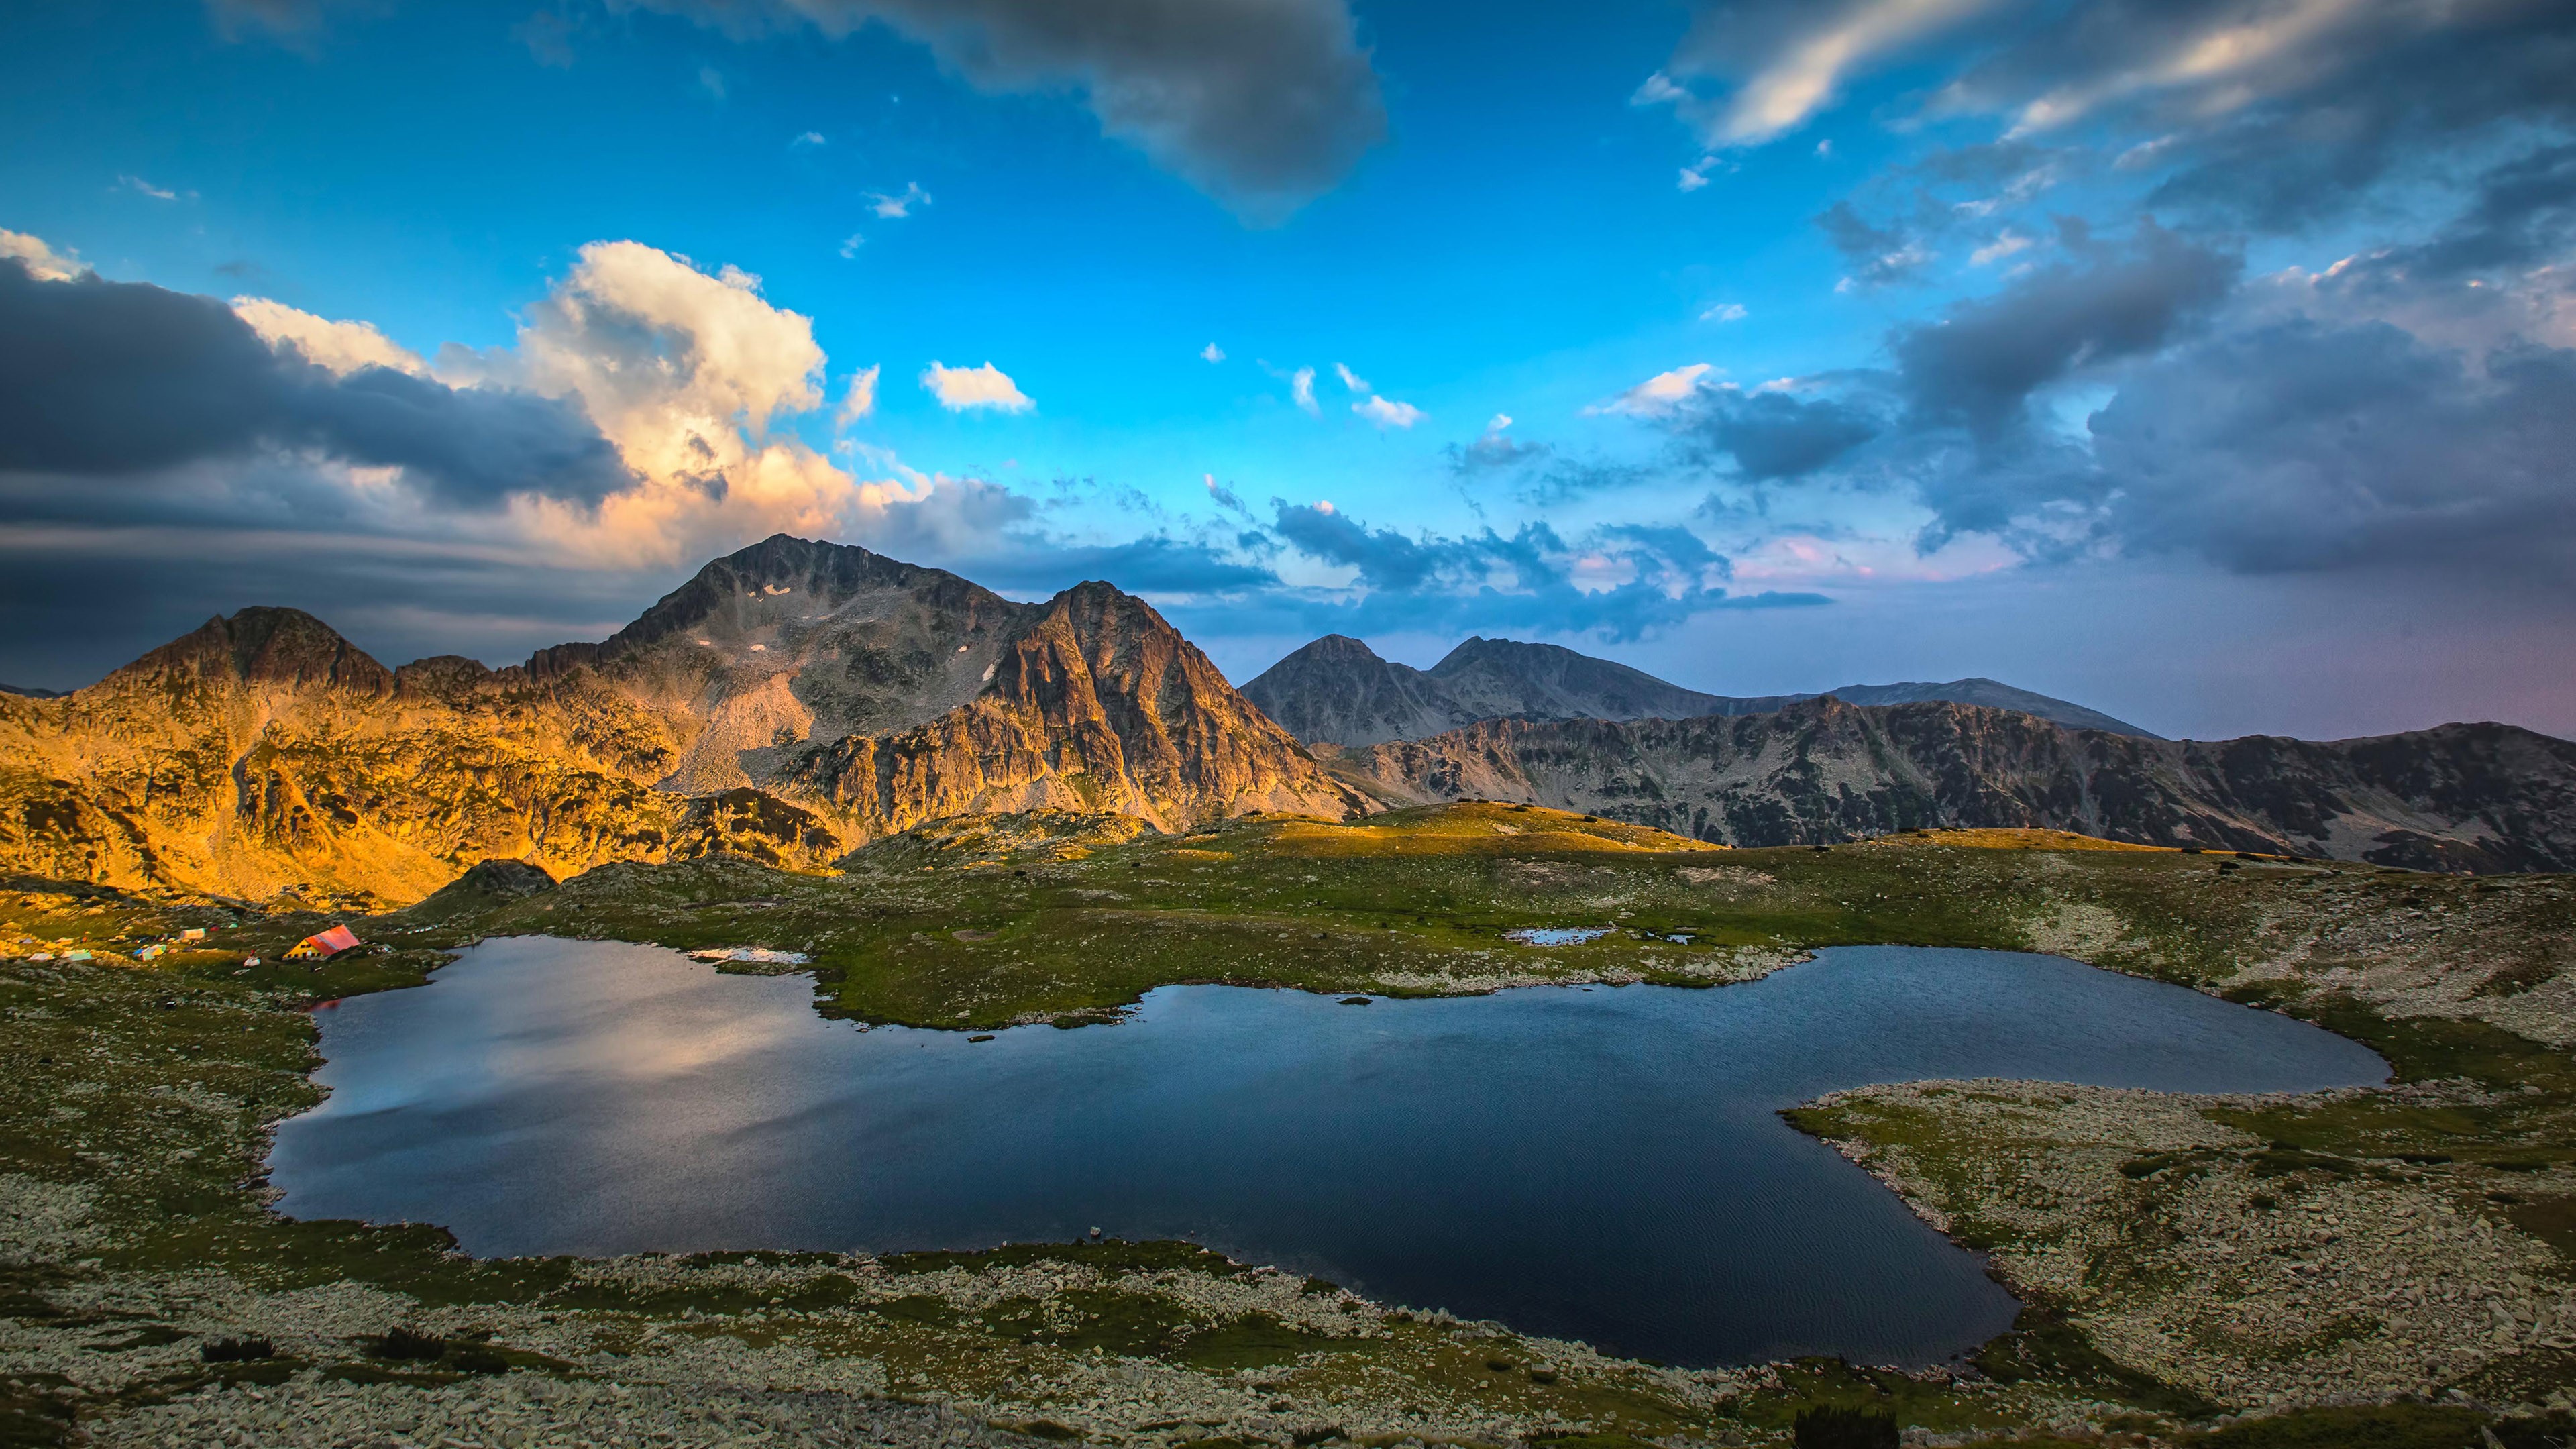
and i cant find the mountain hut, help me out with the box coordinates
[286,924,361,961]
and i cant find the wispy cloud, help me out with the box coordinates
[1290,366,1318,415]
[1970,229,2035,266]
[867,181,932,219]
[1203,473,1251,516]
[114,174,180,201]
[1701,301,1748,323]
[836,365,879,427]
[1332,362,1371,392]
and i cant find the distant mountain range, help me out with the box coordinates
[1332,703,2576,874]
[0,535,2568,901]
[1238,635,2156,745]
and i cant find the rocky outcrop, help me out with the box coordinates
[784,582,1362,831]
[1240,633,2155,745]
[0,536,1356,903]
[1336,698,2576,871]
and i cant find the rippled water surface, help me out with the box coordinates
[270,939,2384,1366]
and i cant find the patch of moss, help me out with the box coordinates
[1972,1309,2218,1419]
[1179,1313,1355,1371]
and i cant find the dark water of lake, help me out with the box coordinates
[268,939,2385,1367]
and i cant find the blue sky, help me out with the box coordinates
[5,0,2574,741]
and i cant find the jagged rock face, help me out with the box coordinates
[1240,633,2151,745]
[0,537,1355,903]
[1336,699,2576,871]
[0,608,707,903]
[530,533,1036,792]
[785,583,1364,830]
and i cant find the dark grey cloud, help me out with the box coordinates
[963,533,1279,598]
[1675,387,1883,481]
[1273,501,1445,592]
[0,258,631,508]
[1940,0,2576,233]
[205,0,380,40]
[2375,141,2576,282]
[0,529,672,692]
[1444,431,1550,475]
[2086,321,2576,576]
[637,0,1386,221]
[1202,478,1252,517]
[1890,221,2239,438]
[1826,297,2576,579]
[1816,200,1931,289]
[1668,1,2575,241]
[1262,503,1817,643]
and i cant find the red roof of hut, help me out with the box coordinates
[297,925,361,959]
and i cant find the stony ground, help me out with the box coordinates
[4,810,2575,1447]
[1797,1081,2576,1409]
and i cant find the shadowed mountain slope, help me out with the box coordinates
[1238,634,2155,744]
[0,536,1356,904]
[1334,699,2576,871]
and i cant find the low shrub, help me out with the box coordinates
[199,1336,274,1362]
[366,1326,446,1361]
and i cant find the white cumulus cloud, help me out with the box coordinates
[920,360,1034,412]
[233,297,430,376]
[1291,366,1318,415]
[1354,395,1423,428]
[1,229,86,282]
[1201,341,1225,362]
[1591,362,1715,416]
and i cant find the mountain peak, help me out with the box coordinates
[522,534,1007,683]
[105,606,393,696]
[1283,634,1385,664]
[1246,632,2154,744]
[1822,678,2158,739]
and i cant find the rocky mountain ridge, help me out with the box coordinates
[1239,633,2156,744]
[5,536,2568,902]
[0,535,1356,904]
[1334,698,2576,871]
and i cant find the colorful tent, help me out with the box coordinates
[286,924,361,960]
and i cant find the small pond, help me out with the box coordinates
[269,941,2385,1367]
